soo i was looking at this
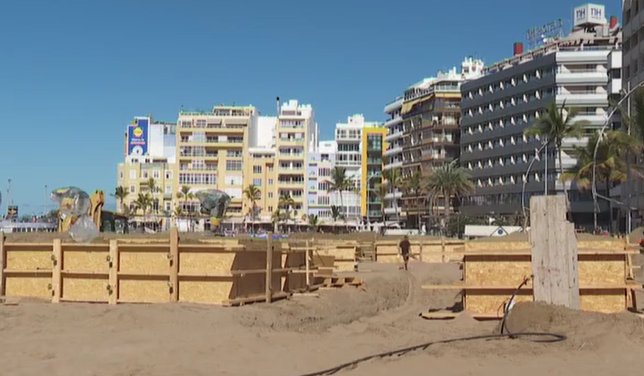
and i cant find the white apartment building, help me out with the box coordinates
[382,98,403,222]
[333,114,380,222]
[276,100,318,221]
[308,140,336,222]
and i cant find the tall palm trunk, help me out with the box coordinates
[444,191,450,236]
[557,145,569,206]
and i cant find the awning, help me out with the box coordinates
[401,99,419,115]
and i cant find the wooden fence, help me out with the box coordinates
[0,229,317,306]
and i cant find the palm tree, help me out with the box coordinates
[563,130,640,231]
[278,193,295,230]
[112,186,129,214]
[271,209,281,232]
[383,168,402,225]
[330,205,342,234]
[176,185,194,232]
[373,182,388,229]
[243,184,261,232]
[327,167,354,220]
[424,161,475,235]
[308,214,319,232]
[133,192,153,230]
[401,170,424,230]
[524,102,586,202]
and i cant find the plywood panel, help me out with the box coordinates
[119,279,169,303]
[316,246,355,261]
[465,293,533,316]
[180,252,235,274]
[335,261,355,271]
[64,250,109,273]
[466,241,531,252]
[119,251,169,275]
[580,293,626,313]
[62,276,109,302]
[179,280,232,304]
[6,250,51,271]
[578,259,625,286]
[465,258,532,287]
[5,276,51,298]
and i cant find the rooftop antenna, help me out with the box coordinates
[276,96,280,116]
[7,178,12,206]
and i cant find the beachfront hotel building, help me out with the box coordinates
[620,0,644,230]
[243,116,278,224]
[174,105,257,221]
[397,57,484,230]
[117,117,176,222]
[460,4,621,229]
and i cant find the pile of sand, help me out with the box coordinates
[506,302,644,350]
[236,272,411,332]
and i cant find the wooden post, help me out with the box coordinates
[440,236,446,263]
[0,231,5,296]
[169,227,179,302]
[529,196,580,309]
[265,232,273,303]
[108,240,118,305]
[305,239,310,289]
[52,239,62,303]
[419,240,424,263]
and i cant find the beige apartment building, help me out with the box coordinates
[174,105,256,220]
[117,117,176,224]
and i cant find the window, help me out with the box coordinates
[227,150,242,157]
[268,164,274,172]
[143,171,149,179]
[253,165,262,174]
[119,171,123,179]
[268,192,273,198]
[226,160,242,171]
[165,185,172,194]
[268,179,274,185]
[153,170,160,179]
[253,178,262,186]
[129,170,137,179]
[165,171,172,179]
[130,185,136,193]
[268,206,273,212]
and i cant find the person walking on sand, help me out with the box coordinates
[399,235,411,271]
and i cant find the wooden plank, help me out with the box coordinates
[52,239,62,303]
[169,227,179,302]
[529,196,580,309]
[108,240,118,304]
[266,232,273,303]
[0,231,4,296]
[305,240,310,289]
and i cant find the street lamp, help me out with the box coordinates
[365,172,382,231]
[591,81,644,230]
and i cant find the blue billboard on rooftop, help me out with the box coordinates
[127,118,149,156]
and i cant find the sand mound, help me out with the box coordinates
[236,273,410,332]
[505,302,644,349]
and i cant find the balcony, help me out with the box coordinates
[383,161,403,170]
[278,180,304,187]
[556,70,608,85]
[384,116,403,129]
[179,165,218,172]
[383,146,403,156]
[385,129,404,142]
[278,166,304,173]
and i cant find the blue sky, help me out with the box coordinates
[0,0,621,214]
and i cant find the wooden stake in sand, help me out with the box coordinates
[265,232,273,303]
[0,231,4,296]
[169,227,179,302]
[529,196,580,309]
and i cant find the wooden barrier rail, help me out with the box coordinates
[0,230,310,306]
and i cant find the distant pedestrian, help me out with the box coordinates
[399,235,411,271]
